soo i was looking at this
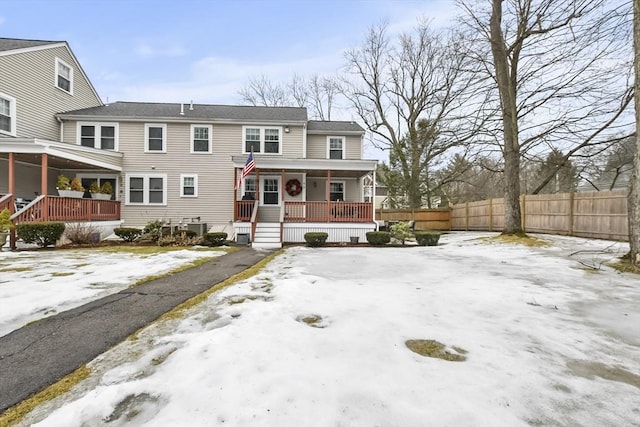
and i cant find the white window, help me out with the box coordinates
[55,58,73,94]
[190,125,212,153]
[243,178,256,201]
[180,174,198,197]
[262,177,280,205]
[327,136,345,160]
[145,124,167,152]
[126,173,167,205]
[243,126,281,154]
[0,92,16,136]
[330,181,345,201]
[77,122,118,150]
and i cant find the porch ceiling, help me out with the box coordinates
[0,138,122,171]
[232,156,378,177]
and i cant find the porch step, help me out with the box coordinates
[252,222,282,249]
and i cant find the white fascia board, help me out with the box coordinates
[232,156,377,172]
[35,139,123,161]
[45,146,122,171]
[0,42,67,57]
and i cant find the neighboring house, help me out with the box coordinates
[0,38,378,248]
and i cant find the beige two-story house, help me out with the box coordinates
[0,38,378,248]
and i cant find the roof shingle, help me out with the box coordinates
[0,38,61,53]
[307,120,364,133]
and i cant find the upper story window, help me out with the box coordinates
[145,124,167,153]
[243,126,281,154]
[328,136,345,159]
[0,92,16,137]
[77,122,118,150]
[191,125,212,153]
[126,173,167,205]
[180,174,198,197]
[55,58,73,94]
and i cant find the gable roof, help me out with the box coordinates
[307,120,364,134]
[58,102,308,123]
[0,37,63,54]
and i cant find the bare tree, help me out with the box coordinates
[631,0,640,267]
[238,73,341,120]
[459,0,633,234]
[343,22,485,208]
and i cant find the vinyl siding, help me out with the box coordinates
[306,134,363,160]
[0,45,102,140]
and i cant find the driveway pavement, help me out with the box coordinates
[0,247,272,413]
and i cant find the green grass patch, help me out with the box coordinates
[0,365,91,427]
[479,234,551,247]
[405,339,467,362]
[51,272,75,277]
[0,267,33,273]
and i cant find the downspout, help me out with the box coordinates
[56,116,64,142]
[302,122,307,159]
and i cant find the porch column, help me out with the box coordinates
[326,169,331,222]
[233,167,237,221]
[8,153,15,249]
[281,169,285,203]
[41,154,49,222]
[371,170,376,223]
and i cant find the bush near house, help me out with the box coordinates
[415,231,441,246]
[16,222,66,248]
[157,230,200,247]
[366,231,391,246]
[64,223,100,244]
[203,232,228,247]
[114,227,142,242]
[304,232,328,247]
[390,222,414,245]
[142,220,164,243]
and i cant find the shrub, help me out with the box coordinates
[16,222,65,248]
[415,231,441,246]
[70,177,85,192]
[304,232,328,247]
[157,233,201,247]
[56,174,71,190]
[203,232,228,247]
[89,181,101,194]
[114,227,142,242]
[0,208,13,232]
[366,231,391,246]
[142,220,164,242]
[64,223,100,244]
[100,181,113,195]
[390,222,414,245]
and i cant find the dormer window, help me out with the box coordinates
[55,58,73,94]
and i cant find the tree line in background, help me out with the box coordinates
[238,0,638,266]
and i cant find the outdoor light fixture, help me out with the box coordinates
[284,126,290,133]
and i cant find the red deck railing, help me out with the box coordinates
[12,196,121,224]
[233,201,373,223]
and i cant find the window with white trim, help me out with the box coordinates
[126,174,167,205]
[55,58,73,94]
[262,177,280,205]
[145,124,166,152]
[243,126,281,154]
[243,178,256,200]
[190,125,212,153]
[330,181,345,201]
[180,174,198,197]
[77,122,118,150]
[0,92,16,136]
[328,136,345,159]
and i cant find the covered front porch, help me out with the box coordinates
[231,156,378,247]
[0,138,123,249]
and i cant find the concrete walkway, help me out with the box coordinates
[0,247,273,413]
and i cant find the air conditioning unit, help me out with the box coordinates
[187,222,208,236]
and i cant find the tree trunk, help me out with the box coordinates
[490,0,523,234]
[630,0,640,267]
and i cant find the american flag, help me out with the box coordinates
[235,152,256,190]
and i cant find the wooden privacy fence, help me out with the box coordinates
[375,208,451,231]
[450,190,629,241]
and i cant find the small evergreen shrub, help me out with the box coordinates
[0,208,13,232]
[142,220,164,242]
[366,231,391,246]
[203,232,228,247]
[415,231,441,246]
[114,227,142,242]
[304,232,328,247]
[16,222,65,248]
[390,222,414,245]
[64,223,100,244]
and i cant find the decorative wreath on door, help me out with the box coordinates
[286,179,302,197]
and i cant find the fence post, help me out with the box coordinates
[489,198,493,232]
[465,202,469,231]
[568,191,575,237]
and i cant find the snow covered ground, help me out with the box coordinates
[0,247,226,337]
[17,233,640,426]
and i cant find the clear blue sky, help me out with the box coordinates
[1,0,455,106]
